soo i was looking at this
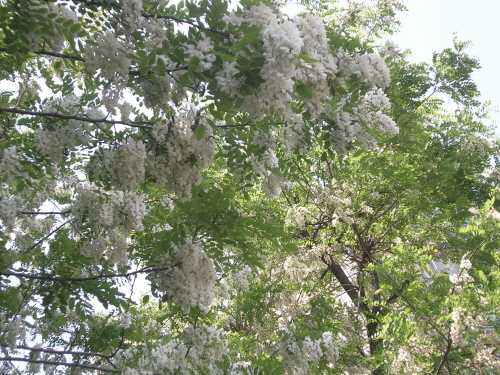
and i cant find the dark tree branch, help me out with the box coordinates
[434,337,453,375]
[0,357,121,373]
[28,219,73,252]
[0,107,154,129]
[129,65,188,76]
[141,13,229,37]
[17,211,71,215]
[386,279,410,304]
[0,265,170,282]
[0,343,112,358]
[0,47,85,62]
[1,106,262,131]
[321,253,359,303]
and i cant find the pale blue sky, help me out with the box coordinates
[390,0,500,133]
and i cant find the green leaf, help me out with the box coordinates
[179,72,191,87]
[216,92,232,112]
[295,81,313,99]
[298,54,320,63]
[195,124,205,140]
[234,27,261,51]
[239,84,254,96]
[69,23,80,33]
[156,57,167,76]
[219,53,235,62]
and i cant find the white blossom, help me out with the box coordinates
[151,238,217,312]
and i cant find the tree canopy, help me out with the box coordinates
[1,0,500,374]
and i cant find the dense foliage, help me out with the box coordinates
[1,0,499,374]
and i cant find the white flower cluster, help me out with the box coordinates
[25,2,78,52]
[34,119,90,161]
[471,338,500,373]
[141,72,174,109]
[449,272,474,284]
[117,324,227,375]
[122,0,143,23]
[293,14,339,115]
[463,137,495,157]
[120,102,132,122]
[450,306,467,343]
[278,114,308,158]
[315,184,357,225]
[285,205,312,230]
[47,3,79,52]
[330,111,374,153]
[141,16,169,51]
[0,146,22,185]
[34,96,91,161]
[84,31,131,112]
[215,61,241,98]
[392,346,415,373]
[87,139,147,191]
[72,185,147,266]
[85,31,130,84]
[330,90,398,152]
[1,316,26,350]
[0,194,25,233]
[220,4,338,120]
[72,184,147,233]
[365,88,392,111]
[185,37,216,72]
[183,324,229,367]
[248,129,290,197]
[277,329,340,374]
[336,48,391,88]
[147,107,215,201]
[379,40,401,60]
[232,266,252,292]
[79,229,130,267]
[460,258,473,270]
[121,311,131,329]
[151,238,216,312]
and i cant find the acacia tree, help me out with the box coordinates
[0,0,499,374]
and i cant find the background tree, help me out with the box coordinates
[0,0,499,374]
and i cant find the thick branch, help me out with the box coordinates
[321,254,359,303]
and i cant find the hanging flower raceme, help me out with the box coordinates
[150,238,217,312]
